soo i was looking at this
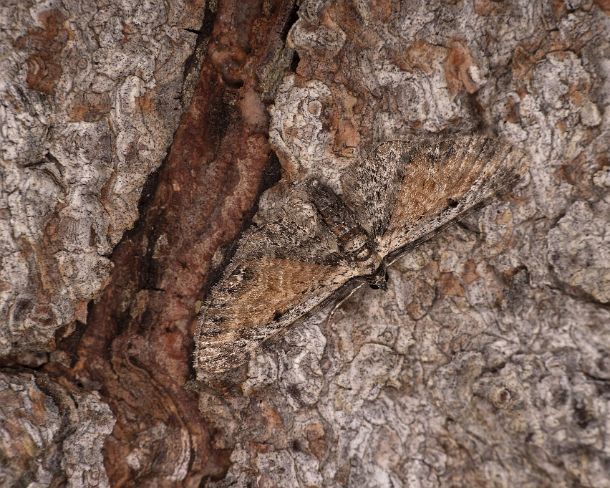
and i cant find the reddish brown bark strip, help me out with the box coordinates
[44,0,295,485]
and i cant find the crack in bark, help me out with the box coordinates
[40,1,297,485]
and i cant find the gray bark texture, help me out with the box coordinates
[2,0,610,487]
[0,371,114,487]
[0,0,201,358]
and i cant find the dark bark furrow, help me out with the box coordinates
[42,1,295,485]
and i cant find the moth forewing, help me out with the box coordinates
[377,135,528,256]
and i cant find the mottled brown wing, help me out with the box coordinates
[376,134,528,257]
[194,182,358,376]
[195,135,527,376]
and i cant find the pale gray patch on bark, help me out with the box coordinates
[548,199,610,303]
[0,371,115,487]
[0,0,201,357]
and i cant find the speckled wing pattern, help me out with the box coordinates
[375,135,526,257]
[194,181,362,374]
[195,134,527,376]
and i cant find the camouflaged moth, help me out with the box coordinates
[195,134,527,375]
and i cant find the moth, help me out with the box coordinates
[194,134,527,376]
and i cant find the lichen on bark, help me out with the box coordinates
[0,371,114,487]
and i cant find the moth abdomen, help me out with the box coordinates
[307,179,377,260]
[307,180,355,226]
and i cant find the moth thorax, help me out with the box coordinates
[339,228,373,262]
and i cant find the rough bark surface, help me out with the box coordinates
[61,0,296,483]
[0,0,205,359]
[201,0,610,486]
[0,371,114,487]
[0,0,609,486]
[3,0,299,485]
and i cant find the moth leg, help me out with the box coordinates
[322,281,366,330]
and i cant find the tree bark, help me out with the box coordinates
[1,0,609,487]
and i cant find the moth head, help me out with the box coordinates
[366,261,388,291]
[340,230,384,279]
